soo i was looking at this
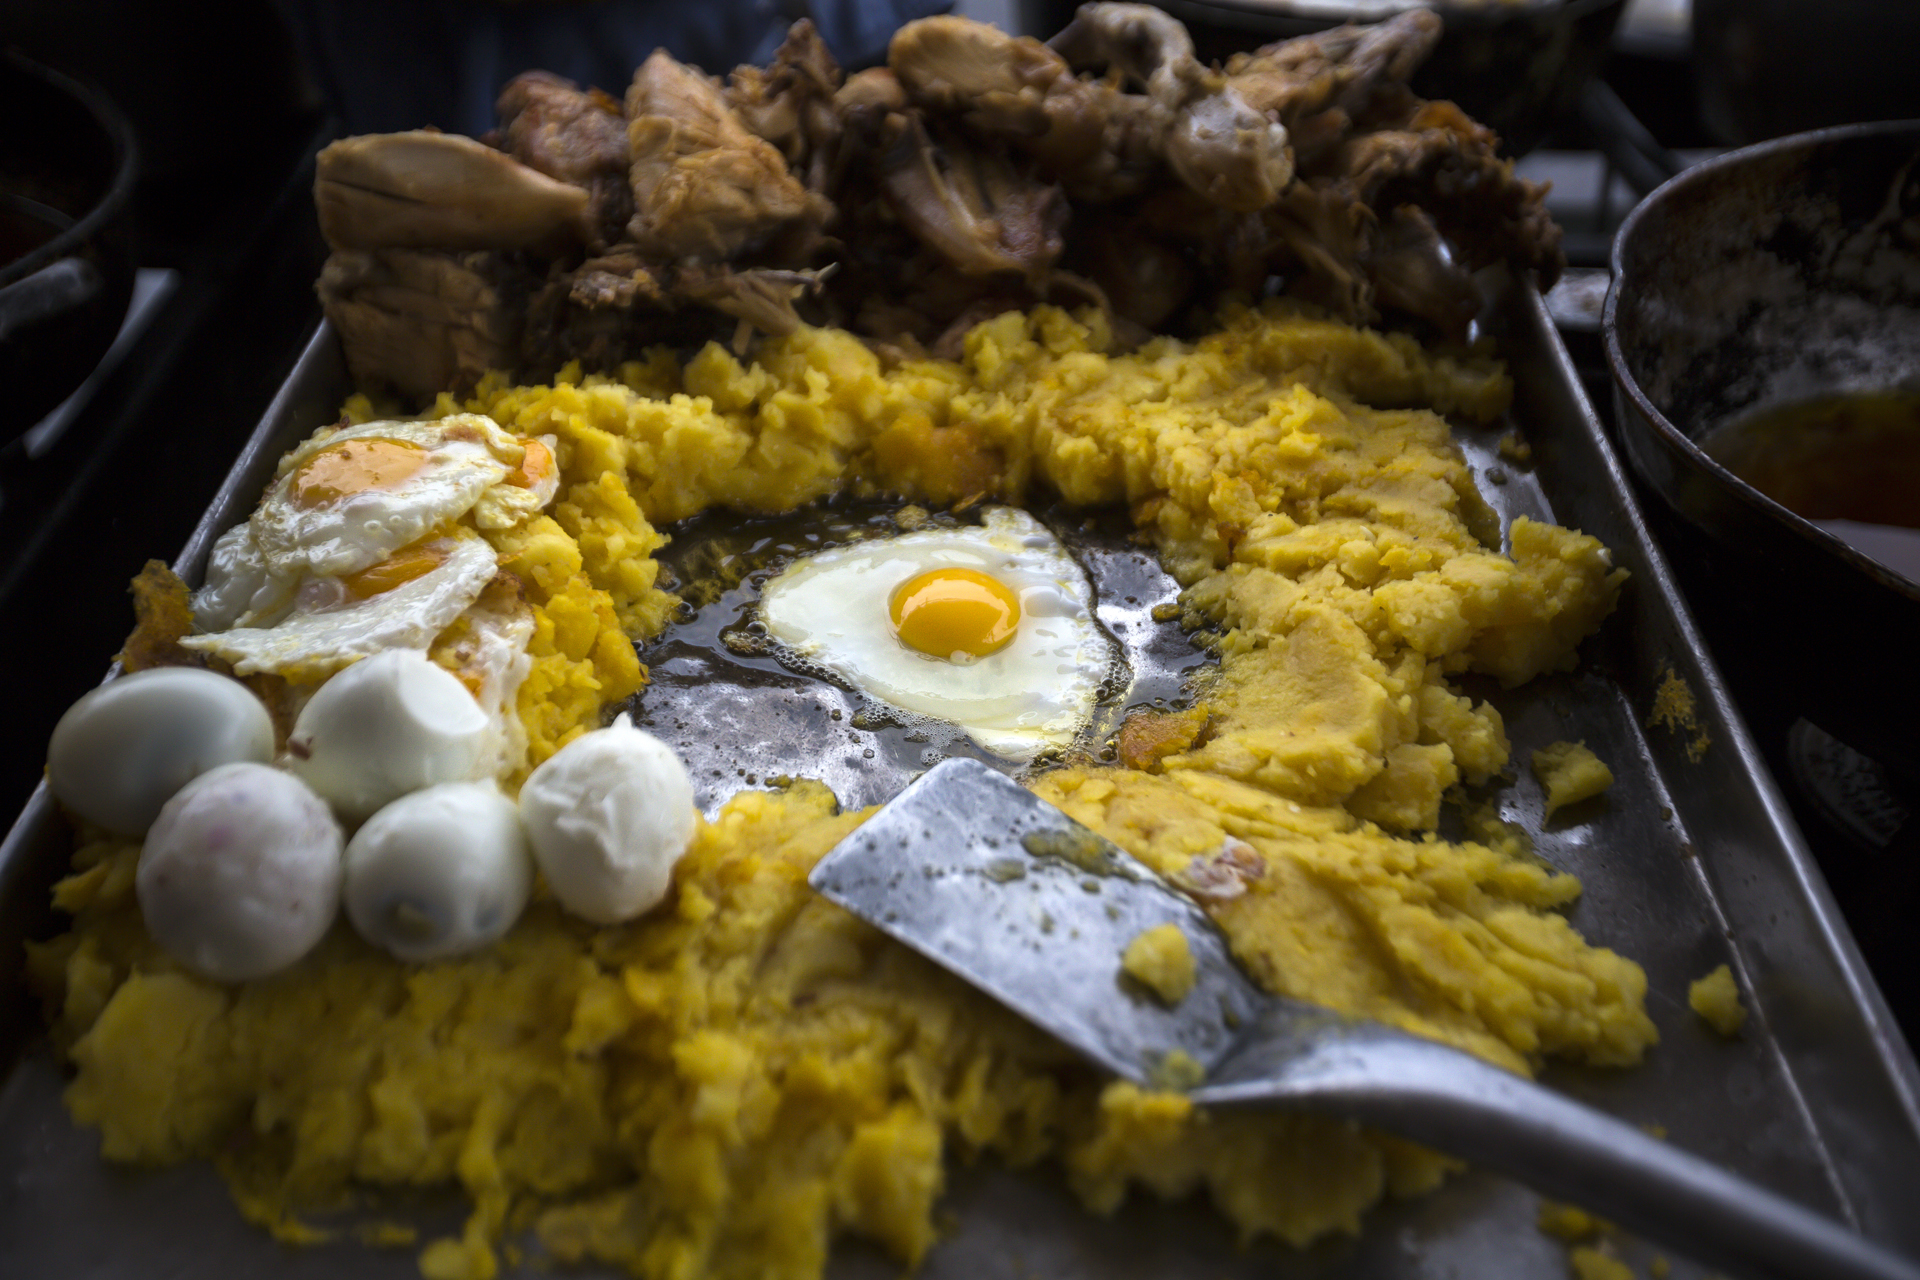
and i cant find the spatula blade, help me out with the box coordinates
[808,758,1265,1086]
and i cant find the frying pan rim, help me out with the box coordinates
[1602,117,1920,605]
[0,49,138,292]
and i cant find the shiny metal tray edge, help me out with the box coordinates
[1502,283,1920,1236]
[2,287,1917,1277]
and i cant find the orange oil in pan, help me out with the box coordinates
[1698,390,1920,581]
[1699,390,1920,528]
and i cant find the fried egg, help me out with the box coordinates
[253,414,552,580]
[184,414,557,682]
[759,506,1116,760]
[430,580,537,779]
[180,533,500,680]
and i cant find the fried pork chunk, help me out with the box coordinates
[625,49,828,262]
[313,5,1565,399]
[495,72,633,248]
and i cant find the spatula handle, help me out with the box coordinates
[1191,1024,1920,1280]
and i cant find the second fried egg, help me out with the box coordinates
[759,506,1117,760]
[252,414,556,582]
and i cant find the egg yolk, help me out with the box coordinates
[889,568,1020,659]
[506,438,554,489]
[292,438,428,508]
[339,539,451,599]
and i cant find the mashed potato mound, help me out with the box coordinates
[33,303,1654,1280]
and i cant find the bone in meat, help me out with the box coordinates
[725,19,845,195]
[1051,2,1292,211]
[873,113,1068,281]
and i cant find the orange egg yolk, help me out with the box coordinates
[506,437,554,489]
[292,438,427,508]
[339,539,450,599]
[889,568,1020,659]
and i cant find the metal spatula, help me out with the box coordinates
[807,758,1920,1280]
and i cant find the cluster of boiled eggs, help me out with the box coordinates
[44,414,699,982]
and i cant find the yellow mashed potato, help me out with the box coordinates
[1689,963,1747,1037]
[1532,740,1616,819]
[1121,924,1198,1005]
[30,302,1655,1280]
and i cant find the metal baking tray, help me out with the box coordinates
[3,275,1918,1279]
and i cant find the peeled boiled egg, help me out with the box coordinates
[136,762,343,982]
[518,714,695,925]
[47,666,275,835]
[285,649,490,823]
[343,782,532,962]
[758,506,1115,759]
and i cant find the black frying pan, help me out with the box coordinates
[1605,121,1920,769]
[0,51,137,444]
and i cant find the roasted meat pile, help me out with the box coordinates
[315,3,1563,401]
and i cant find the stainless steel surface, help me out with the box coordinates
[811,758,1920,1280]
[2,275,1919,1277]
[809,758,1269,1085]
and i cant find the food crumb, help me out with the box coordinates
[1538,1200,1606,1241]
[1464,801,1534,859]
[1499,430,1533,463]
[1649,1255,1671,1279]
[1117,705,1209,771]
[1689,963,1747,1037]
[1147,1048,1206,1091]
[1649,668,1711,762]
[1532,741,1614,818]
[1122,923,1196,1005]
[1570,1245,1634,1280]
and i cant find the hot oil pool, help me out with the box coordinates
[623,500,1216,814]
[1697,388,1920,583]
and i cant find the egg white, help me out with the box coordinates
[759,506,1115,760]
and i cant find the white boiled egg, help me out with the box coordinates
[136,762,343,982]
[47,666,276,835]
[519,714,695,925]
[285,649,490,823]
[344,782,532,962]
[180,532,500,680]
[758,506,1114,760]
